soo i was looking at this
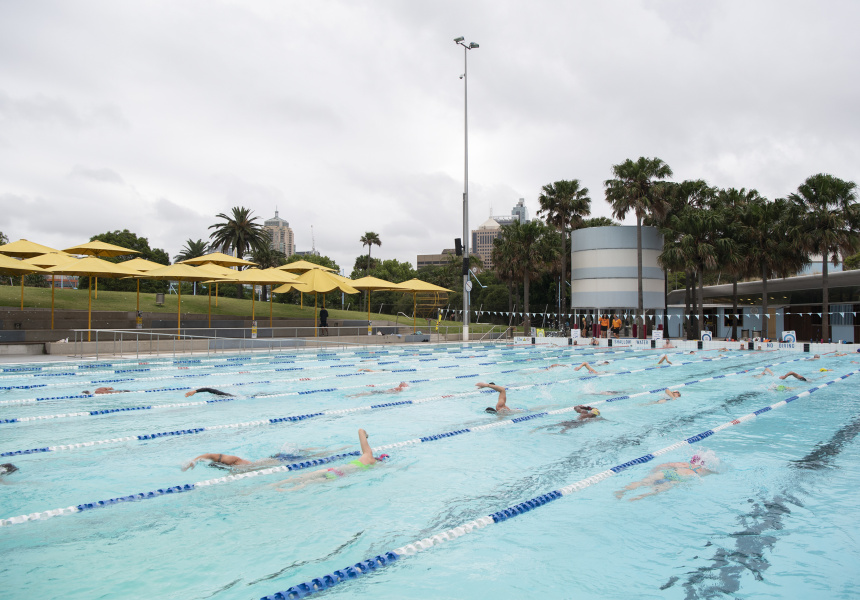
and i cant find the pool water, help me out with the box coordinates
[1,345,859,599]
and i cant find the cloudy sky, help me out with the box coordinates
[1,1,858,271]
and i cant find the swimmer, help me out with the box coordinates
[543,405,601,433]
[754,367,775,378]
[656,355,672,365]
[358,368,387,372]
[476,382,514,413]
[82,387,130,395]
[182,445,347,471]
[184,387,233,398]
[348,382,409,397]
[615,453,715,501]
[807,354,821,361]
[0,463,18,477]
[543,364,568,370]
[651,389,681,404]
[661,341,675,349]
[574,362,602,374]
[272,429,389,491]
[780,371,807,381]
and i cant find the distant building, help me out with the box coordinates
[468,199,531,270]
[417,249,457,269]
[471,217,501,269]
[263,210,295,257]
[295,249,320,257]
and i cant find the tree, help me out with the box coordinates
[174,239,208,263]
[537,179,591,319]
[492,227,522,315]
[788,174,860,342]
[744,197,807,337]
[209,207,268,298]
[85,229,170,293]
[498,220,558,334]
[360,232,381,275]
[715,188,761,340]
[0,231,8,246]
[605,157,673,336]
[580,217,618,228]
[351,255,380,277]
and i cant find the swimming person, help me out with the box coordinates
[780,371,807,381]
[615,453,717,501]
[542,405,601,433]
[348,382,409,397]
[574,362,603,374]
[0,463,18,477]
[181,445,347,471]
[649,389,682,404]
[656,355,672,365]
[272,429,389,491]
[184,388,234,398]
[754,367,775,378]
[81,387,132,395]
[476,382,515,413]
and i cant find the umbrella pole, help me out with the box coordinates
[301,292,304,309]
[269,290,273,328]
[51,275,55,329]
[20,274,24,310]
[215,283,219,307]
[252,286,255,321]
[367,290,371,334]
[95,276,98,300]
[315,293,318,338]
[414,293,417,328]
[208,285,212,328]
[88,278,92,342]
[177,283,182,337]
[136,279,140,313]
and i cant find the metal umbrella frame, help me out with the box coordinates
[180,253,258,307]
[143,264,229,336]
[396,279,454,327]
[63,241,140,301]
[118,258,170,315]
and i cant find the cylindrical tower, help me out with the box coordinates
[570,225,665,309]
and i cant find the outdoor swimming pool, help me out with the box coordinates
[1,343,858,599]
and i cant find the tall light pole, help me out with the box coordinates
[454,36,478,341]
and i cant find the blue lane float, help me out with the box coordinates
[260,367,860,600]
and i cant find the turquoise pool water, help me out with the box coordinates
[1,345,858,599]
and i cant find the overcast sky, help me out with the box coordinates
[2,1,858,272]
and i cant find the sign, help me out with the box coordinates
[251,320,258,339]
[571,328,580,339]
[782,330,796,343]
[701,330,712,341]
[136,312,143,330]
[652,329,663,340]
[536,328,545,338]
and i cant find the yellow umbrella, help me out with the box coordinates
[0,239,63,310]
[397,279,454,327]
[277,260,335,307]
[46,257,143,341]
[143,264,228,336]
[119,258,169,314]
[180,253,258,307]
[351,276,406,334]
[233,268,307,326]
[23,253,78,329]
[275,269,358,337]
[0,254,50,310]
[63,241,140,300]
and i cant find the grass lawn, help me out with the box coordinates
[0,285,500,332]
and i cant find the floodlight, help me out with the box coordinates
[454,36,464,43]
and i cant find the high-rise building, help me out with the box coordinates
[263,210,295,257]
[470,199,530,270]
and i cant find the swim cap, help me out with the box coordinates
[590,409,600,416]
[777,385,787,391]
[820,368,828,372]
[376,454,390,461]
[485,407,497,413]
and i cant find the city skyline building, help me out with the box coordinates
[263,210,295,257]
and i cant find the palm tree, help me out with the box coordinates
[788,174,860,342]
[604,157,673,336]
[208,207,268,298]
[360,232,381,275]
[537,179,591,319]
[744,197,807,337]
[503,220,558,334]
[715,188,760,340]
[174,239,208,263]
[492,228,521,316]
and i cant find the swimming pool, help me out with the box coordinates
[1,343,858,599]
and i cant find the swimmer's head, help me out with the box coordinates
[690,454,704,466]
[820,368,830,372]
[0,463,18,476]
[777,385,787,391]
[82,391,90,395]
[813,354,820,359]
[488,382,496,385]
[485,407,497,413]
[691,449,722,472]
[376,454,390,462]
[590,408,600,416]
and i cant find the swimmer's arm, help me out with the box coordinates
[357,429,375,464]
